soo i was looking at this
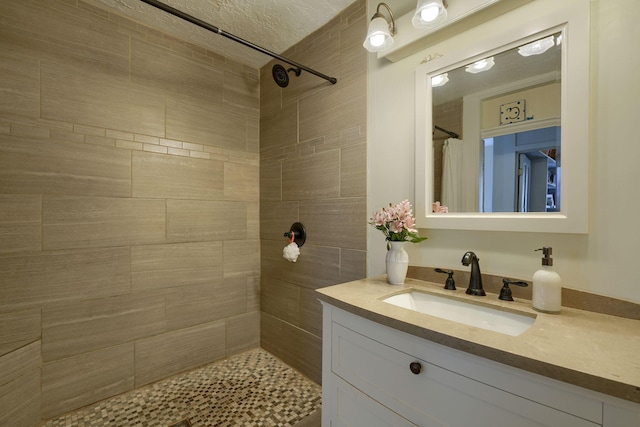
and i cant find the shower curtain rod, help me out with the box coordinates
[139,0,337,85]
[434,125,460,139]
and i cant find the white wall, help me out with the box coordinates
[367,0,640,302]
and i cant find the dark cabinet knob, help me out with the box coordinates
[409,361,422,375]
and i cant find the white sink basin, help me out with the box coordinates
[382,290,535,336]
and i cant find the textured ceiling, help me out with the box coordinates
[85,0,357,68]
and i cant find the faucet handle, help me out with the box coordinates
[499,278,529,301]
[435,268,456,290]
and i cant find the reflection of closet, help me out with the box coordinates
[527,150,560,212]
[488,126,560,213]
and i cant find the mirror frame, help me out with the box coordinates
[415,0,589,233]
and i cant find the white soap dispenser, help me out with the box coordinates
[532,247,562,313]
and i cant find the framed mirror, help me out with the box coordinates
[415,0,589,233]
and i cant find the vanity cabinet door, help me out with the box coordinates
[603,403,640,426]
[328,376,418,427]
[331,321,599,427]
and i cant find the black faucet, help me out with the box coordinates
[461,251,485,296]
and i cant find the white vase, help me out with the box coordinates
[386,241,409,285]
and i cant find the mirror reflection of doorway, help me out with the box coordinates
[481,126,560,212]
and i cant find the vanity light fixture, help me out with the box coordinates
[518,35,555,57]
[363,2,396,52]
[431,73,449,87]
[412,0,448,29]
[465,56,495,74]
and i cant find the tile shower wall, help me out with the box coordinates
[0,0,259,423]
[259,0,368,384]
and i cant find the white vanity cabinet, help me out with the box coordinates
[321,303,640,427]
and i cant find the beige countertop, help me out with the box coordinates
[316,276,640,405]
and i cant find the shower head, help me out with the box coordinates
[272,64,301,88]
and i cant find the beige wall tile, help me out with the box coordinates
[339,12,368,85]
[0,134,131,198]
[0,194,41,254]
[284,244,341,289]
[167,200,247,242]
[144,143,167,154]
[0,340,40,390]
[260,102,298,151]
[131,38,224,100]
[281,40,341,106]
[1,0,266,418]
[0,51,40,120]
[260,201,299,241]
[340,248,367,283]
[42,344,134,418]
[223,68,260,117]
[0,248,130,311]
[0,308,40,357]
[260,312,322,384]
[0,361,40,426]
[260,239,291,281]
[282,150,340,200]
[84,134,115,147]
[224,162,259,202]
[260,276,299,325]
[166,92,247,150]
[165,278,246,331]
[75,124,105,137]
[247,114,260,154]
[132,151,224,200]
[226,311,260,357]
[299,83,366,143]
[259,64,284,117]
[43,196,166,250]
[340,143,367,197]
[0,2,129,74]
[299,198,367,250]
[42,293,166,362]
[259,0,367,385]
[223,239,260,278]
[247,275,260,312]
[135,321,226,387]
[246,201,260,239]
[131,241,223,292]
[0,341,41,427]
[260,161,282,202]
[41,60,165,136]
[299,288,323,338]
[261,240,340,289]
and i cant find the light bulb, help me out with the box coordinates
[412,0,447,29]
[431,73,448,87]
[370,33,386,47]
[420,5,440,22]
[465,57,495,74]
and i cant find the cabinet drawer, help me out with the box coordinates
[332,322,599,427]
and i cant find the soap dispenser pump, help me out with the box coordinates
[532,247,562,313]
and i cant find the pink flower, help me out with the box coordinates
[395,199,412,221]
[371,210,387,226]
[404,216,417,233]
[369,200,426,244]
[389,220,403,233]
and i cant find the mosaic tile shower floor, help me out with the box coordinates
[41,349,321,427]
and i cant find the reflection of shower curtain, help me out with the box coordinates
[442,138,464,212]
